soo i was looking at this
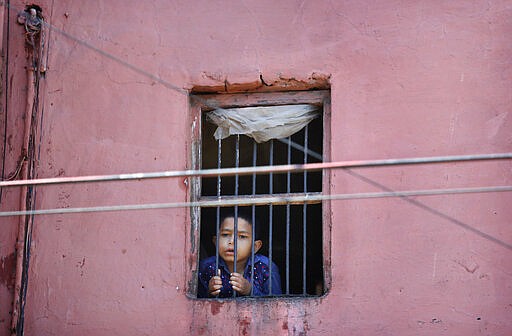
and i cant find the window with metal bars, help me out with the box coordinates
[190,90,331,298]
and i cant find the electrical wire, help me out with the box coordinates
[1,185,511,217]
[1,153,511,188]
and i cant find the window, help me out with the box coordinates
[189,90,331,298]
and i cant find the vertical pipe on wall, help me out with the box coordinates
[0,0,9,202]
[11,6,44,334]
[11,67,35,336]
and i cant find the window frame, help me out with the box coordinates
[186,90,332,299]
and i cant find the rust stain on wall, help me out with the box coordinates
[237,306,252,336]
[210,300,222,315]
[0,253,16,292]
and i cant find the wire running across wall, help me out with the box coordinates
[1,154,512,256]
[0,184,511,217]
[1,153,511,219]
[2,153,511,188]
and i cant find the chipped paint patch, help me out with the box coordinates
[190,72,331,94]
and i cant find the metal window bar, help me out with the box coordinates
[268,140,274,296]
[215,138,221,293]
[250,142,257,295]
[286,136,291,295]
[303,124,308,294]
[233,135,240,297]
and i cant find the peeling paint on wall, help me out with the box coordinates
[190,72,331,94]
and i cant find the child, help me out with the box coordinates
[197,210,282,298]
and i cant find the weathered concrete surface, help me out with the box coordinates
[1,1,511,335]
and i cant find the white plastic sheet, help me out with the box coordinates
[206,104,319,143]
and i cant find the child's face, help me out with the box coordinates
[214,217,262,266]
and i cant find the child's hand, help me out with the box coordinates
[208,269,222,297]
[229,272,251,296]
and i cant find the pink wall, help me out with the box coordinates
[1,1,511,335]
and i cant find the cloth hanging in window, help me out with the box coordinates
[206,104,319,143]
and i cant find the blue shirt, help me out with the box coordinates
[198,254,282,298]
